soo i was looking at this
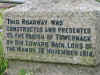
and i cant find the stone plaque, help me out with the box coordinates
[3,0,100,66]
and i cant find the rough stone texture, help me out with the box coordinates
[3,0,100,65]
[3,0,100,75]
[8,60,96,75]
[3,11,98,65]
[7,60,100,75]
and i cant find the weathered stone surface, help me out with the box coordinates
[7,60,96,75]
[2,0,100,75]
[3,0,100,66]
